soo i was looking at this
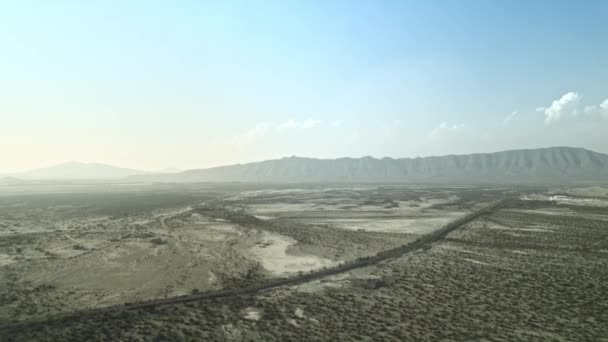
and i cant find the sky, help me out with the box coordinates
[1,0,607,172]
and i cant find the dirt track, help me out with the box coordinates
[0,199,507,333]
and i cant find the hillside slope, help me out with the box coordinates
[131,147,608,183]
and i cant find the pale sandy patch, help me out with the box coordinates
[248,231,336,276]
[242,307,262,321]
[461,258,490,266]
[0,253,15,267]
[254,215,276,220]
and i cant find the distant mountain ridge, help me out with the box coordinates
[0,177,24,186]
[130,147,608,184]
[9,162,144,180]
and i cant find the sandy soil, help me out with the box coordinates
[522,193,608,207]
[0,184,502,323]
[314,213,465,234]
[561,186,608,198]
[4,188,608,341]
[249,231,335,276]
[244,195,466,235]
[0,205,264,319]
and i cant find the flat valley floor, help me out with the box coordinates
[0,183,607,341]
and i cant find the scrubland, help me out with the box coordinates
[1,183,606,341]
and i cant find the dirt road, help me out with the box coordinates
[0,199,507,332]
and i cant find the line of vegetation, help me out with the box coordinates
[0,199,508,332]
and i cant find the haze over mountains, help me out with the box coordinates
[2,162,144,180]
[2,147,607,184]
[131,147,608,184]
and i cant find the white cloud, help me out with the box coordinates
[234,118,324,146]
[535,107,546,113]
[584,105,598,114]
[430,122,464,138]
[277,118,322,131]
[502,110,519,125]
[601,98,608,119]
[331,120,344,127]
[276,119,297,131]
[543,91,580,124]
[301,118,322,129]
[234,123,272,146]
[578,99,608,120]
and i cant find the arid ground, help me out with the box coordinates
[1,183,607,341]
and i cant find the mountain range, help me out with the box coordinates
[3,162,144,180]
[2,147,607,184]
[130,146,608,184]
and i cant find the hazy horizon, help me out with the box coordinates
[0,145,604,175]
[2,1,608,173]
[1,3,608,338]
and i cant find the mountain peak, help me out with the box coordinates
[130,147,608,184]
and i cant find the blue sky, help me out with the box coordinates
[1,1,607,172]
